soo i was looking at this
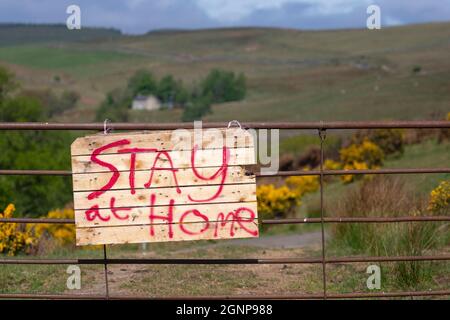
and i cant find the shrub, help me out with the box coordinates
[181,94,212,122]
[59,90,80,113]
[339,139,384,183]
[0,66,17,99]
[412,65,422,74]
[0,69,72,215]
[324,159,341,170]
[279,154,295,171]
[296,146,321,169]
[127,70,157,97]
[200,69,246,103]
[156,75,189,107]
[0,204,36,256]
[34,208,75,246]
[340,161,369,183]
[352,129,404,156]
[370,129,404,156]
[21,89,80,117]
[285,174,319,197]
[428,180,449,214]
[95,88,130,122]
[340,139,384,167]
[256,184,300,220]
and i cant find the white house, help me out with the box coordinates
[131,95,161,111]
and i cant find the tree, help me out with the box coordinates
[0,66,16,100]
[21,89,80,117]
[95,88,130,122]
[59,90,80,113]
[157,75,189,106]
[200,69,246,103]
[127,70,157,97]
[181,94,212,122]
[0,71,72,215]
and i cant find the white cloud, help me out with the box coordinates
[195,0,369,22]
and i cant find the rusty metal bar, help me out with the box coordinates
[2,216,449,225]
[256,168,450,177]
[0,170,71,176]
[1,254,448,265]
[327,290,450,299]
[0,121,448,130]
[0,218,75,224]
[103,245,110,299]
[263,216,450,224]
[1,167,448,177]
[0,290,448,300]
[318,129,327,299]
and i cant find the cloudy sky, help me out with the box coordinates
[0,0,449,34]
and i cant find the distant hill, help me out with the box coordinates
[0,24,122,46]
[0,22,449,124]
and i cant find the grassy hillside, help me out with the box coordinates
[0,23,448,123]
[0,24,121,46]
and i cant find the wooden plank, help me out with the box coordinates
[76,219,259,245]
[72,166,255,192]
[71,128,254,156]
[71,129,259,245]
[75,202,258,227]
[71,147,255,174]
[74,183,257,210]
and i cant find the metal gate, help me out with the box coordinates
[0,120,449,299]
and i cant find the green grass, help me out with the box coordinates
[384,139,450,193]
[280,134,342,157]
[0,24,121,46]
[0,45,133,70]
[1,243,448,297]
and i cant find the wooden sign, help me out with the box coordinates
[71,128,258,245]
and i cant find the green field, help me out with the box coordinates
[0,23,449,123]
[0,46,132,70]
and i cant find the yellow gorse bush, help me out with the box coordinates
[324,159,342,171]
[341,161,370,183]
[0,204,36,256]
[340,139,384,167]
[34,208,75,246]
[256,184,300,219]
[257,170,319,220]
[428,180,450,214]
[339,139,384,183]
[285,174,319,197]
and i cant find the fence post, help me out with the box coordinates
[318,128,327,299]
